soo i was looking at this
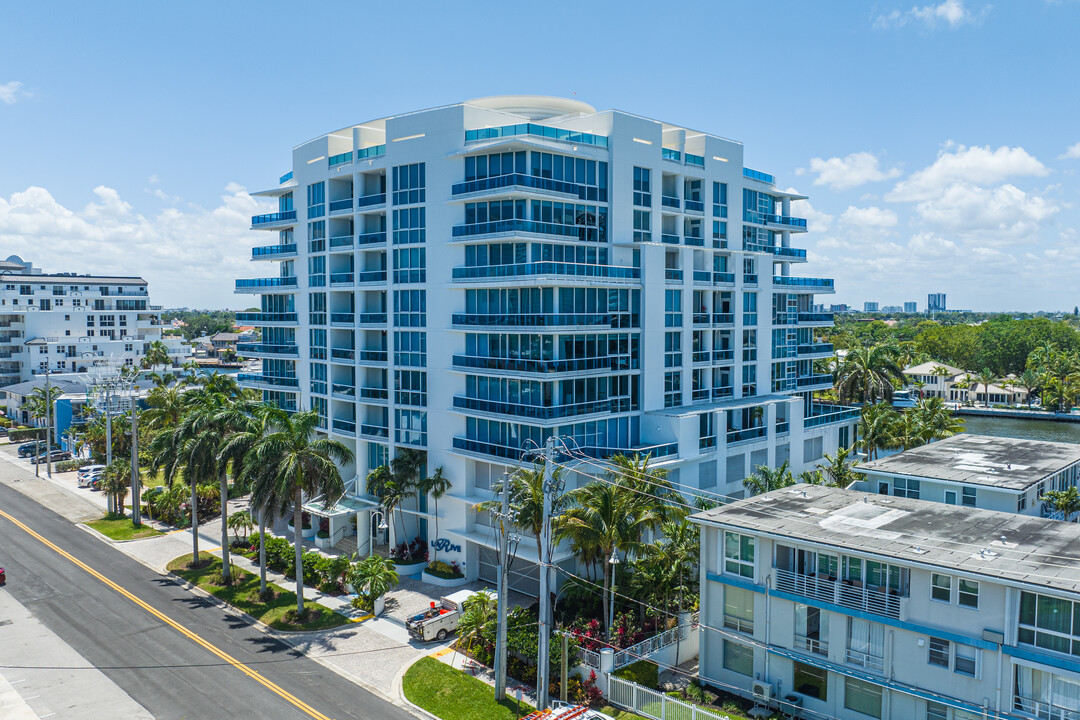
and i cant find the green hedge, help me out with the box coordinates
[0,417,12,428]
[55,459,98,473]
[9,428,45,443]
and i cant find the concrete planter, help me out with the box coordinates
[373,594,386,616]
[287,521,317,540]
[315,533,332,550]
[393,560,427,577]
[421,570,470,588]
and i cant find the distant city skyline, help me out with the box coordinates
[1,1,1079,309]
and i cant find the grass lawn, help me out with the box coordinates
[166,552,347,632]
[613,660,659,689]
[403,656,534,720]
[86,514,164,541]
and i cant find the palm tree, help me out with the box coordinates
[856,402,899,461]
[835,344,905,404]
[1009,368,1042,408]
[141,340,173,370]
[743,460,793,496]
[389,448,426,551]
[227,510,254,545]
[912,397,965,440]
[973,368,999,408]
[365,463,416,559]
[798,469,827,485]
[820,446,862,488]
[147,408,207,565]
[910,378,927,400]
[606,452,679,522]
[24,384,63,429]
[1041,488,1080,521]
[887,409,929,452]
[415,467,451,562]
[456,591,497,655]
[101,458,132,515]
[142,379,187,431]
[476,461,566,566]
[347,554,399,613]
[247,408,353,616]
[556,480,665,637]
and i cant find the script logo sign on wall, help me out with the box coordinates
[430,538,462,554]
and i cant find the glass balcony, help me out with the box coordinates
[453,396,612,420]
[773,276,834,290]
[328,198,353,213]
[357,349,388,364]
[452,355,623,374]
[235,312,298,324]
[693,313,710,326]
[357,193,386,208]
[728,427,766,443]
[451,313,618,328]
[330,272,353,285]
[745,243,808,260]
[465,124,608,148]
[235,277,298,291]
[359,387,389,401]
[798,343,834,356]
[251,243,297,259]
[665,269,683,282]
[743,274,758,285]
[451,219,583,240]
[776,421,790,435]
[236,343,298,356]
[712,313,735,326]
[279,171,293,184]
[330,347,355,360]
[332,419,356,435]
[451,262,639,282]
[359,423,389,439]
[356,145,385,160]
[685,236,704,247]
[661,148,681,162]
[692,389,710,402]
[804,405,861,428]
[357,313,387,325]
[661,234,680,244]
[661,195,681,209]
[251,210,297,226]
[743,210,808,229]
[685,154,705,168]
[693,270,712,284]
[684,199,704,213]
[330,313,354,324]
[798,312,835,324]
[238,373,298,388]
[356,271,387,284]
[713,272,735,285]
[713,349,735,363]
[797,374,832,388]
[451,173,597,201]
[329,235,354,249]
[331,383,355,398]
[328,152,353,167]
[452,437,676,462]
[357,231,387,245]
[743,168,775,184]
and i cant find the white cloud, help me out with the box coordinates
[805,152,902,191]
[0,81,27,105]
[839,205,899,230]
[0,184,273,308]
[913,183,1058,241]
[785,192,834,233]
[886,143,1049,201]
[874,0,984,29]
[1061,142,1080,160]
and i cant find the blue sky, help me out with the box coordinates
[1,0,1078,310]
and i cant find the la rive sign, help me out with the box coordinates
[430,538,462,554]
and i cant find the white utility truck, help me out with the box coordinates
[406,589,489,642]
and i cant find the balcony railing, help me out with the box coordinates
[452,262,639,282]
[794,635,829,656]
[330,348,355,360]
[235,312,298,324]
[714,349,734,363]
[251,210,297,226]
[1013,697,1080,720]
[453,396,612,420]
[357,231,387,245]
[453,437,676,462]
[238,373,298,388]
[359,424,389,439]
[451,173,593,200]
[465,123,608,148]
[251,243,297,259]
[332,419,356,435]
[712,313,735,326]
[330,272,353,285]
[745,243,808,260]
[279,171,293,184]
[357,193,386,208]
[773,276,834,289]
[797,374,834,388]
[845,648,885,673]
[798,312,835,324]
[236,343,298,356]
[328,198,353,213]
[357,313,387,325]
[359,387,389,401]
[723,615,754,635]
[743,274,758,284]
[661,148,681,162]
[661,195,680,209]
[744,210,808,229]
[743,168,775,184]
[728,427,766,444]
[774,568,903,620]
[452,355,627,374]
[356,270,387,284]
[451,313,620,328]
[357,350,388,363]
[451,219,584,240]
[798,343,834,356]
[804,405,861,428]
[356,144,386,160]
[713,271,735,284]
[331,383,355,397]
[661,234,680,244]
[329,235,354,249]
[685,154,705,168]
[235,277,298,290]
[330,313,354,324]
[328,152,352,167]
[684,199,704,213]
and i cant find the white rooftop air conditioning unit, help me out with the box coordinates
[752,681,773,701]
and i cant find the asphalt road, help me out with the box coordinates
[0,481,417,720]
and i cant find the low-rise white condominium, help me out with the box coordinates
[0,255,185,385]
[238,95,857,594]
[694,483,1080,720]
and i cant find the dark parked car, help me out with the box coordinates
[30,450,72,465]
[17,441,44,458]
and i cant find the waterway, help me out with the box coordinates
[962,415,1080,444]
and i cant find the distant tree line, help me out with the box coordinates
[162,309,247,340]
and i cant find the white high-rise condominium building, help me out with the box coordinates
[0,255,186,386]
[238,96,858,593]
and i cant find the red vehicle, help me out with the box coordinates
[0,567,6,584]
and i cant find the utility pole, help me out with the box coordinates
[131,385,140,525]
[536,436,556,710]
[560,633,568,703]
[45,367,52,478]
[105,384,114,515]
[494,472,511,698]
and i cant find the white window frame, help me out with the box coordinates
[931,573,952,603]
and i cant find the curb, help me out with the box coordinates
[396,653,441,720]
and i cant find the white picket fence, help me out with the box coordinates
[608,676,732,720]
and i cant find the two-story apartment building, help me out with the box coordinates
[694,484,1080,720]
[237,95,858,593]
[853,434,1080,517]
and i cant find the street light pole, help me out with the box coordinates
[130,384,140,525]
[105,383,114,514]
[536,436,556,710]
[45,366,52,478]
[608,549,621,641]
[494,472,511,698]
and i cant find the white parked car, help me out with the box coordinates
[77,465,106,488]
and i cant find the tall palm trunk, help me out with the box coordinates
[258,508,267,595]
[190,480,200,564]
[293,483,305,616]
[219,471,231,582]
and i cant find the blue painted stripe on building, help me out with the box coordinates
[1003,643,1080,675]
[706,571,998,651]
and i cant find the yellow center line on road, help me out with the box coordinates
[0,508,335,720]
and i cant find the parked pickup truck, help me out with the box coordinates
[406,589,490,642]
